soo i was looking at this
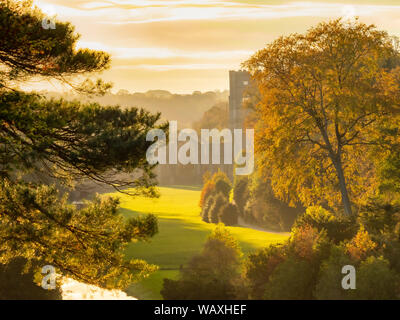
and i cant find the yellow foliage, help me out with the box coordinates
[345,227,377,261]
[243,19,400,213]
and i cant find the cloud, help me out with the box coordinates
[114,63,233,71]
[35,0,400,23]
[31,0,400,92]
[77,41,252,59]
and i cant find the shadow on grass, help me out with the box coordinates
[120,204,288,300]
[122,207,210,300]
[123,208,210,268]
[126,270,179,300]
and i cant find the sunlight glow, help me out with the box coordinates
[31,0,400,92]
[61,278,136,300]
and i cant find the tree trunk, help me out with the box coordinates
[318,123,353,215]
[333,159,353,215]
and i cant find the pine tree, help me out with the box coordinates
[0,1,166,290]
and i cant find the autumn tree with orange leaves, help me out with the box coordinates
[244,19,400,215]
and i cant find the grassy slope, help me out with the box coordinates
[112,186,289,300]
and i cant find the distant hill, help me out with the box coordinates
[43,90,229,128]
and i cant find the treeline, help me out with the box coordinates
[44,90,228,129]
[199,171,303,231]
[199,171,238,226]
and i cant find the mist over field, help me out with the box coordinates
[43,90,229,128]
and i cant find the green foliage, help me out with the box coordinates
[161,278,188,300]
[379,152,400,193]
[210,224,242,257]
[0,0,111,93]
[120,186,288,299]
[345,227,377,262]
[243,197,400,300]
[243,224,330,300]
[161,226,243,300]
[213,172,232,199]
[352,256,399,300]
[0,181,158,289]
[376,121,400,195]
[357,199,400,274]
[358,199,400,235]
[0,258,62,300]
[243,244,285,299]
[201,195,215,223]
[199,171,231,216]
[218,203,239,226]
[0,91,166,195]
[208,193,228,224]
[0,0,163,290]
[264,256,316,300]
[314,246,354,300]
[294,206,357,243]
[244,173,304,231]
[232,176,249,214]
[199,180,215,209]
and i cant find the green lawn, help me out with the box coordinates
[110,186,289,300]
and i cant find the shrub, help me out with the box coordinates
[264,256,316,300]
[289,224,331,262]
[294,206,357,243]
[233,176,249,214]
[254,225,332,300]
[314,246,354,300]
[241,200,400,300]
[199,171,231,211]
[345,227,377,262]
[358,199,400,236]
[161,278,188,300]
[245,173,304,231]
[214,176,231,199]
[161,226,243,300]
[199,180,216,209]
[209,194,228,224]
[357,198,400,274]
[243,244,285,299]
[201,195,215,223]
[218,203,239,226]
[351,256,399,300]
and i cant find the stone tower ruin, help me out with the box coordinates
[229,70,251,130]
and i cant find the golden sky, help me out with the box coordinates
[32,0,400,93]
